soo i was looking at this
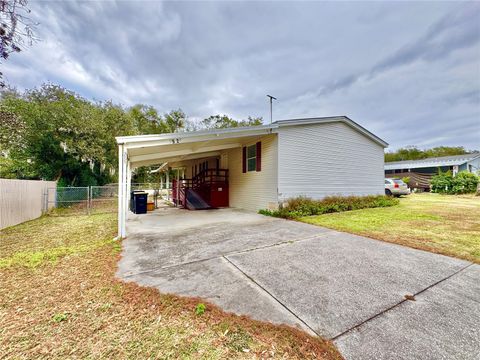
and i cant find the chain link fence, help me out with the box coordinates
[46,187,89,216]
[89,185,118,214]
[45,183,171,216]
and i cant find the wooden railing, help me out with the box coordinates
[172,168,228,207]
[193,168,228,187]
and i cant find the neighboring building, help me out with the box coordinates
[115,116,387,238]
[384,153,480,190]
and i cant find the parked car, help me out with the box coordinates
[385,178,410,196]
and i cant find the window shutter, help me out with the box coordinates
[256,141,261,172]
[242,146,246,173]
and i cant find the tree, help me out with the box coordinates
[0,84,108,183]
[0,104,25,150]
[0,83,191,185]
[201,114,263,129]
[164,109,186,132]
[385,146,472,162]
[1,0,37,86]
[127,104,165,134]
[0,82,266,185]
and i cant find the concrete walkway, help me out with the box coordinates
[117,207,480,359]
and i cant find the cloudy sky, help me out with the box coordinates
[4,1,480,150]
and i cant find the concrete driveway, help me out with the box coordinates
[117,206,480,359]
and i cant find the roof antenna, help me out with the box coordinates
[267,95,277,124]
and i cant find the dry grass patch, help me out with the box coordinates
[0,211,341,359]
[300,193,480,263]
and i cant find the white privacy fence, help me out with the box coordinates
[0,179,57,230]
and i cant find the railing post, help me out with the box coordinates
[166,171,170,201]
[176,169,180,207]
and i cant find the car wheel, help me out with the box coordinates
[385,189,392,196]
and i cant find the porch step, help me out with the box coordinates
[186,189,211,210]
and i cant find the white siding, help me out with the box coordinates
[224,134,278,211]
[277,122,385,200]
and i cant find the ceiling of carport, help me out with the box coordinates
[128,134,266,168]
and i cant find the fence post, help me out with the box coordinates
[89,186,92,214]
[87,186,90,215]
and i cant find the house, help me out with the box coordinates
[384,153,480,190]
[115,116,388,237]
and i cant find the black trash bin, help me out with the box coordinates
[130,190,144,212]
[132,192,148,214]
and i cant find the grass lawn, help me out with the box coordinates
[300,193,480,264]
[0,210,341,359]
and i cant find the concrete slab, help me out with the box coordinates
[118,206,478,359]
[122,256,311,333]
[118,207,331,276]
[226,231,471,338]
[334,264,480,360]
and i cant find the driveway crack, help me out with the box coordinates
[121,234,329,278]
[223,255,320,337]
[331,262,474,341]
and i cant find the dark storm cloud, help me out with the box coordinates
[311,2,480,98]
[3,1,480,150]
[371,2,480,75]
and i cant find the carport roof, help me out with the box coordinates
[116,116,388,168]
[116,116,388,148]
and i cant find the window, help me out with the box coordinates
[247,144,256,172]
[242,142,261,173]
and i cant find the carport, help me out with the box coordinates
[116,116,390,239]
[115,124,275,238]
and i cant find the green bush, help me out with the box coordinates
[431,171,479,194]
[451,172,479,194]
[430,170,453,193]
[259,195,399,219]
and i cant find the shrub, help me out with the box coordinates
[451,172,479,194]
[401,176,411,186]
[430,170,453,193]
[431,171,479,194]
[259,195,399,219]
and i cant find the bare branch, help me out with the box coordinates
[0,0,37,86]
